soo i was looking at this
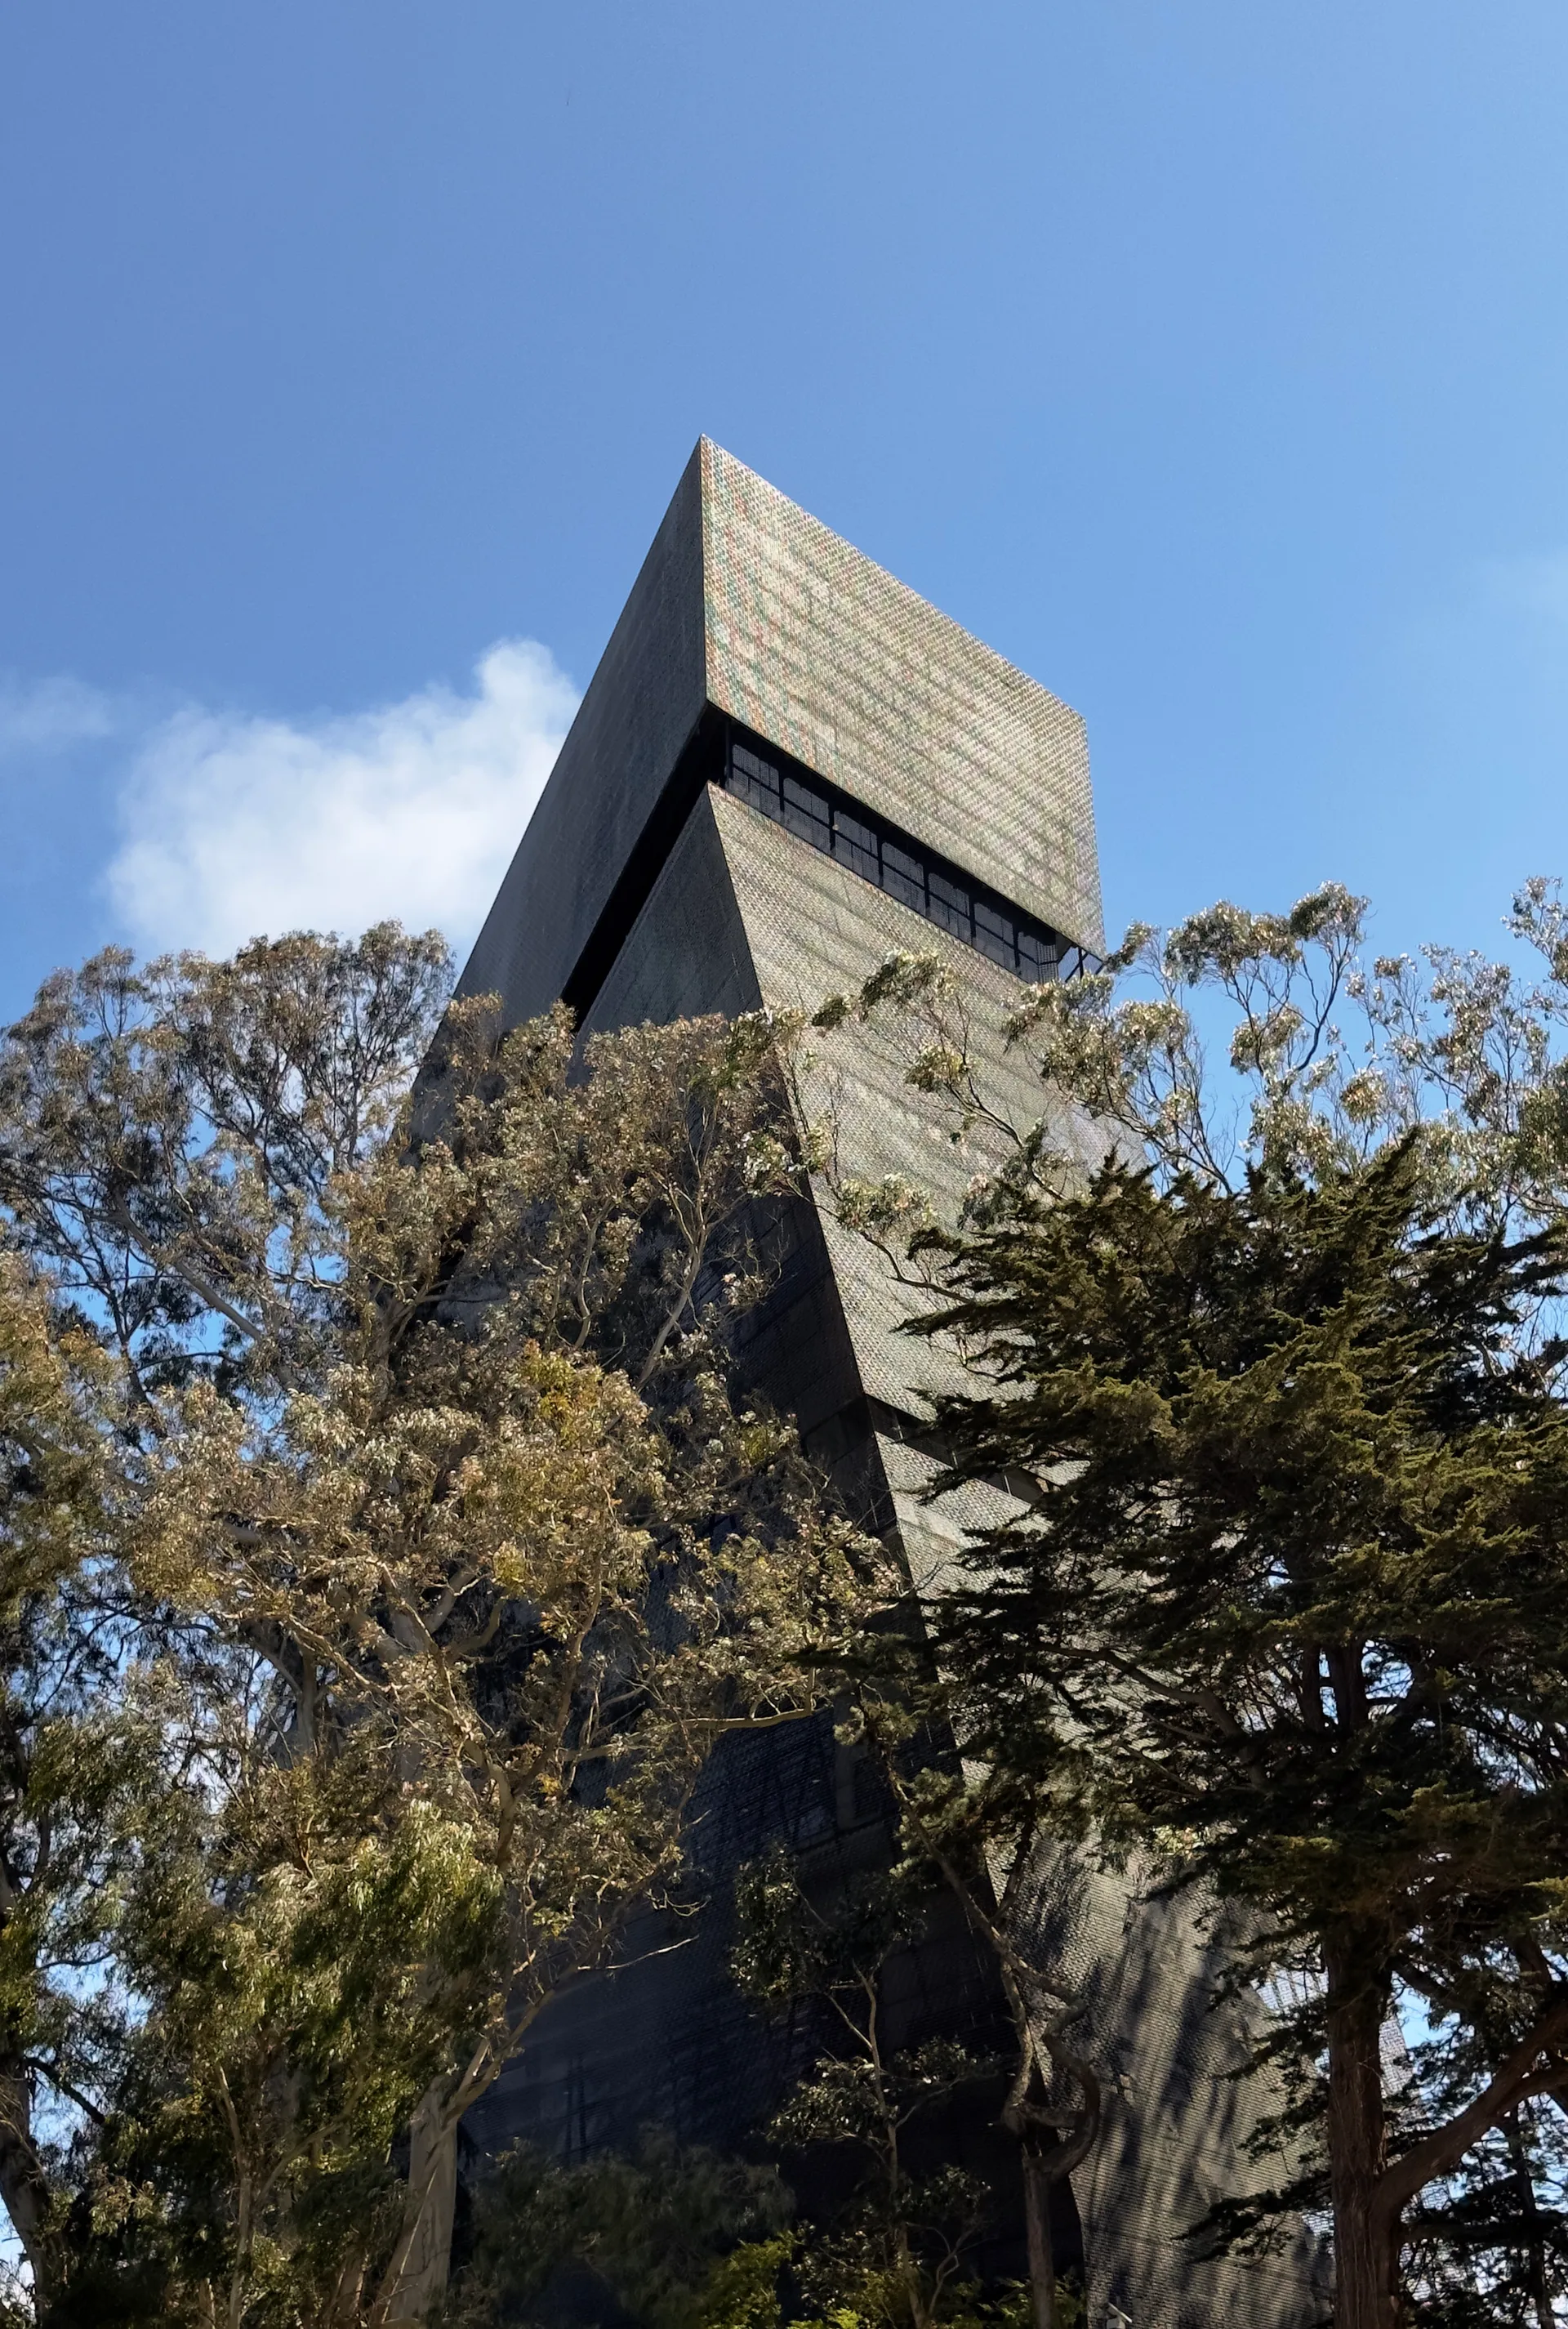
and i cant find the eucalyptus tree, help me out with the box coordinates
[0,1257,147,2316]
[0,933,873,2329]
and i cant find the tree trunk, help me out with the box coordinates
[0,2052,56,2306]
[371,2082,460,2327]
[1325,1961,1400,2329]
[1019,2142,1058,2329]
[995,1990,1098,2329]
[893,2219,932,2329]
[1503,2108,1554,2329]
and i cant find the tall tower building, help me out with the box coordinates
[459,444,1320,2329]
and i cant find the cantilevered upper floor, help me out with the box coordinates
[457,439,1103,1024]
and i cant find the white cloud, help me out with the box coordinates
[105,641,578,958]
[0,674,119,755]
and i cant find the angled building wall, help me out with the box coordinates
[697,443,1102,956]
[459,444,1320,2329]
[460,439,1102,1032]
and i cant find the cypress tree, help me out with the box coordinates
[911,1141,1568,2328]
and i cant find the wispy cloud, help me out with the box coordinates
[105,642,577,958]
[0,674,120,755]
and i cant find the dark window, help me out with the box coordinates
[973,900,1015,968]
[730,743,780,814]
[881,841,925,912]
[927,871,971,940]
[1017,928,1056,983]
[832,806,880,885]
[721,733,1094,988]
[782,773,831,848]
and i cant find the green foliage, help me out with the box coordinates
[0,1253,158,2313]
[812,880,1568,2322]
[691,2237,796,2329]
[919,1140,1568,1925]
[734,1849,997,2329]
[0,925,454,1401]
[0,930,877,2327]
[82,1798,504,2320]
[912,1140,1568,2315]
[460,2135,791,2329]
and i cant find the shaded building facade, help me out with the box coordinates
[458,443,1321,2327]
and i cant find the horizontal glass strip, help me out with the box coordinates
[723,737,1094,987]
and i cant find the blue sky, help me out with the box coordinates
[2,2,1566,1015]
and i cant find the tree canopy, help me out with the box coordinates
[11,881,1568,2327]
[809,880,1568,2328]
[0,931,873,2329]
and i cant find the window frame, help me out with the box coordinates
[719,728,1096,987]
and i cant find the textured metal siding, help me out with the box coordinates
[458,444,709,1023]
[701,441,1103,956]
[457,438,1104,1034]
[454,450,1321,2327]
[708,784,1088,1419]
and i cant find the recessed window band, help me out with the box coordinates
[724,736,1095,985]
